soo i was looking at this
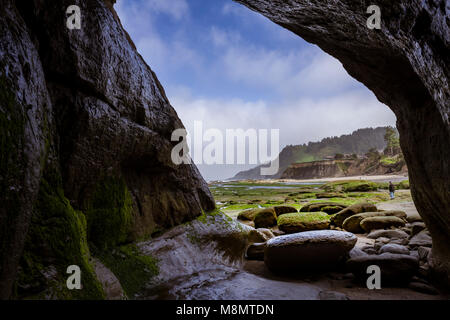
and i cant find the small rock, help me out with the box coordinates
[408,282,438,295]
[248,228,275,243]
[361,246,377,255]
[379,243,410,255]
[410,222,426,237]
[346,253,419,284]
[389,238,409,246]
[348,247,368,259]
[400,227,411,235]
[410,250,419,259]
[406,213,423,223]
[319,290,349,300]
[408,230,432,248]
[273,205,297,217]
[417,246,431,261]
[367,229,409,239]
[246,242,266,261]
[271,228,285,237]
[360,216,405,232]
[374,237,390,250]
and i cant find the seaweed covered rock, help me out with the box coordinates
[273,205,297,217]
[316,192,347,199]
[264,230,357,271]
[237,208,261,221]
[254,208,278,229]
[277,212,330,234]
[300,202,347,213]
[331,203,378,227]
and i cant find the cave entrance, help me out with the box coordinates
[116,0,449,286]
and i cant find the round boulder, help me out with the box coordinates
[237,208,261,221]
[321,205,346,214]
[360,216,406,232]
[316,192,347,199]
[343,210,407,233]
[273,205,298,217]
[265,230,357,271]
[379,243,410,255]
[408,230,432,248]
[248,228,275,243]
[300,202,347,213]
[346,253,419,284]
[367,229,409,240]
[254,208,277,229]
[277,212,330,233]
[331,202,378,227]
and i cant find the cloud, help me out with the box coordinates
[117,0,189,21]
[115,2,397,180]
[169,87,396,180]
[219,42,358,99]
[210,27,242,47]
[116,0,201,79]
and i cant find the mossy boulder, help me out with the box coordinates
[343,210,407,233]
[331,202,378,227]
[273,205,298,217]
[248,228,275,243]
[397,180,410,189]
[254,208,278,229]
[237,208,261,221]
[360,216,406,232]
[300,202,347,213]
[277,212,330,233]
[321,205,345,214]
[316,192,347,198]
[323,180,379,192]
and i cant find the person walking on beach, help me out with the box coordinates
[389,181,395,200]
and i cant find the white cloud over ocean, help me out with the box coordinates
[115,0,396,180]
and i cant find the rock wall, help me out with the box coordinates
[0,0,214,299]
[235,0,450,285]
[282,160,353,179]
[281,158,407,179]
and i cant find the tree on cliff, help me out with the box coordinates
[384,126,401,156]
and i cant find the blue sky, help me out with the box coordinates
[116,0,396,180]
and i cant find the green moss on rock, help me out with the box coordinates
[98,244,158,298]
[254,208,277,228]
[15,171,104,299]
[323,180,379,192]
[277,212,330,233]
[86,176,133,251]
